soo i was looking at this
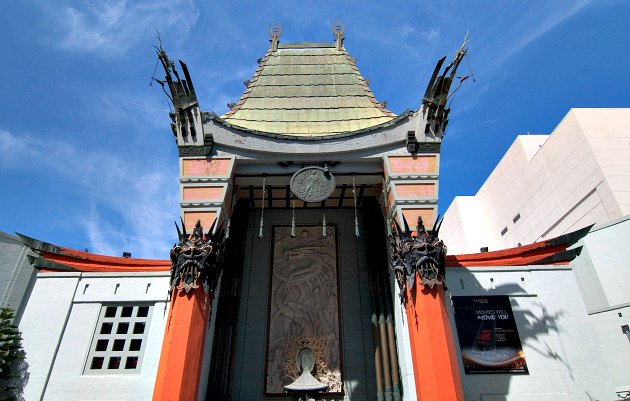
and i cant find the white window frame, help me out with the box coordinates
[84,303,153,374]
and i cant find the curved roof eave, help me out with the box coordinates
[210,109,414,141]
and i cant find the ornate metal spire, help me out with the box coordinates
[270,23,282,51]
[421,31,472,137]
[332,20,344,50]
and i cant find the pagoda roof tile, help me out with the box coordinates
[221,42,396,136]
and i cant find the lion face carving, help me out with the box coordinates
[390,216,447,304]
[169,219,223,295]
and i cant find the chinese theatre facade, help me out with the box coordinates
[156,26,468,401]
[17,27,616,401]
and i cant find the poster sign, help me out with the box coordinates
[452,296,528,374]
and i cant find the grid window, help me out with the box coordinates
[85,304,152,374]
[95,339,108,351]
[137,306,149,317]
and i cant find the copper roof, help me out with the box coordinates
[220,42,396,136]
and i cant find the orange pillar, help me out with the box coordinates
[405,277,464,401]
[153,288,210,401]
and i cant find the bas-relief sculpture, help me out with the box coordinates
[266,226,342,394]
[290,167,336,203]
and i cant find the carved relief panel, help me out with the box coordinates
[265,226,342,395]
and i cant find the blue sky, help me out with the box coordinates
[1,0,628,258]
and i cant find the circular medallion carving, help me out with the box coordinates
[290,166,336,203]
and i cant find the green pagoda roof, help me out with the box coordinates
[220,41,396,136]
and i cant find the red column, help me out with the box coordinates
[153,288,210,401]
[405,277,464,401]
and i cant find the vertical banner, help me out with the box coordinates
[265,226,342,394]
[452,296,528,374]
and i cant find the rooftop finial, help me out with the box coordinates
[270,23,282,51]
[331,20,345,50]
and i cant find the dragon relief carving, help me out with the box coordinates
[169,218,223,296]
[390,216,447,304]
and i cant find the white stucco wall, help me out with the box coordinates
[441,215,630,401]
[20,273,80,401]
[587,306,630,395]
[578,217,630,307]
[19,272,170,401]
[446,266,618,401]
[572,217,630,395]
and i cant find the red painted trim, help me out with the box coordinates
[405,279,464,401]
[446,243,571,267]
[33,224,584,273]
[37,250,170,273]
[153,288,210,401]
[36,238,571,273]
[445,225,590,267]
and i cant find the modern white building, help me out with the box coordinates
[441,108,630,401]
[441,108,630,254]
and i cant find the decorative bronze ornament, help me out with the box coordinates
[169,218,224,296]
[389,215,447,304]
[290,166,336,203]
[284,346,328,394]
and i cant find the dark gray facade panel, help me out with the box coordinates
[231,209,376,401]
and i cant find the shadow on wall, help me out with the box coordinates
[449,278,569,401]
[5,354,29,401]
[445,273,623,401]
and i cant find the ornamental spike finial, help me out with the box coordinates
[331,20,345,50]
[270,23,282,51]
[180,217,188,239]
[174,220,182,241]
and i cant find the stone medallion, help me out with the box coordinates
[290,166,336,203]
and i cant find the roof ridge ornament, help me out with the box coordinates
[152,34,212,155]
[152,33,198,113]
[421,30,472,137]
[331,20,345,50]
[270,23,282,51]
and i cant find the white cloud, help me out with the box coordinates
[445,0,595,111]
[0,130,30,163]
[96,89,166,128]
[421,28,439,42]
[399,23,415,39]
[490,0,593,68]
[0,129,179,258]
[49,0,199,56]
